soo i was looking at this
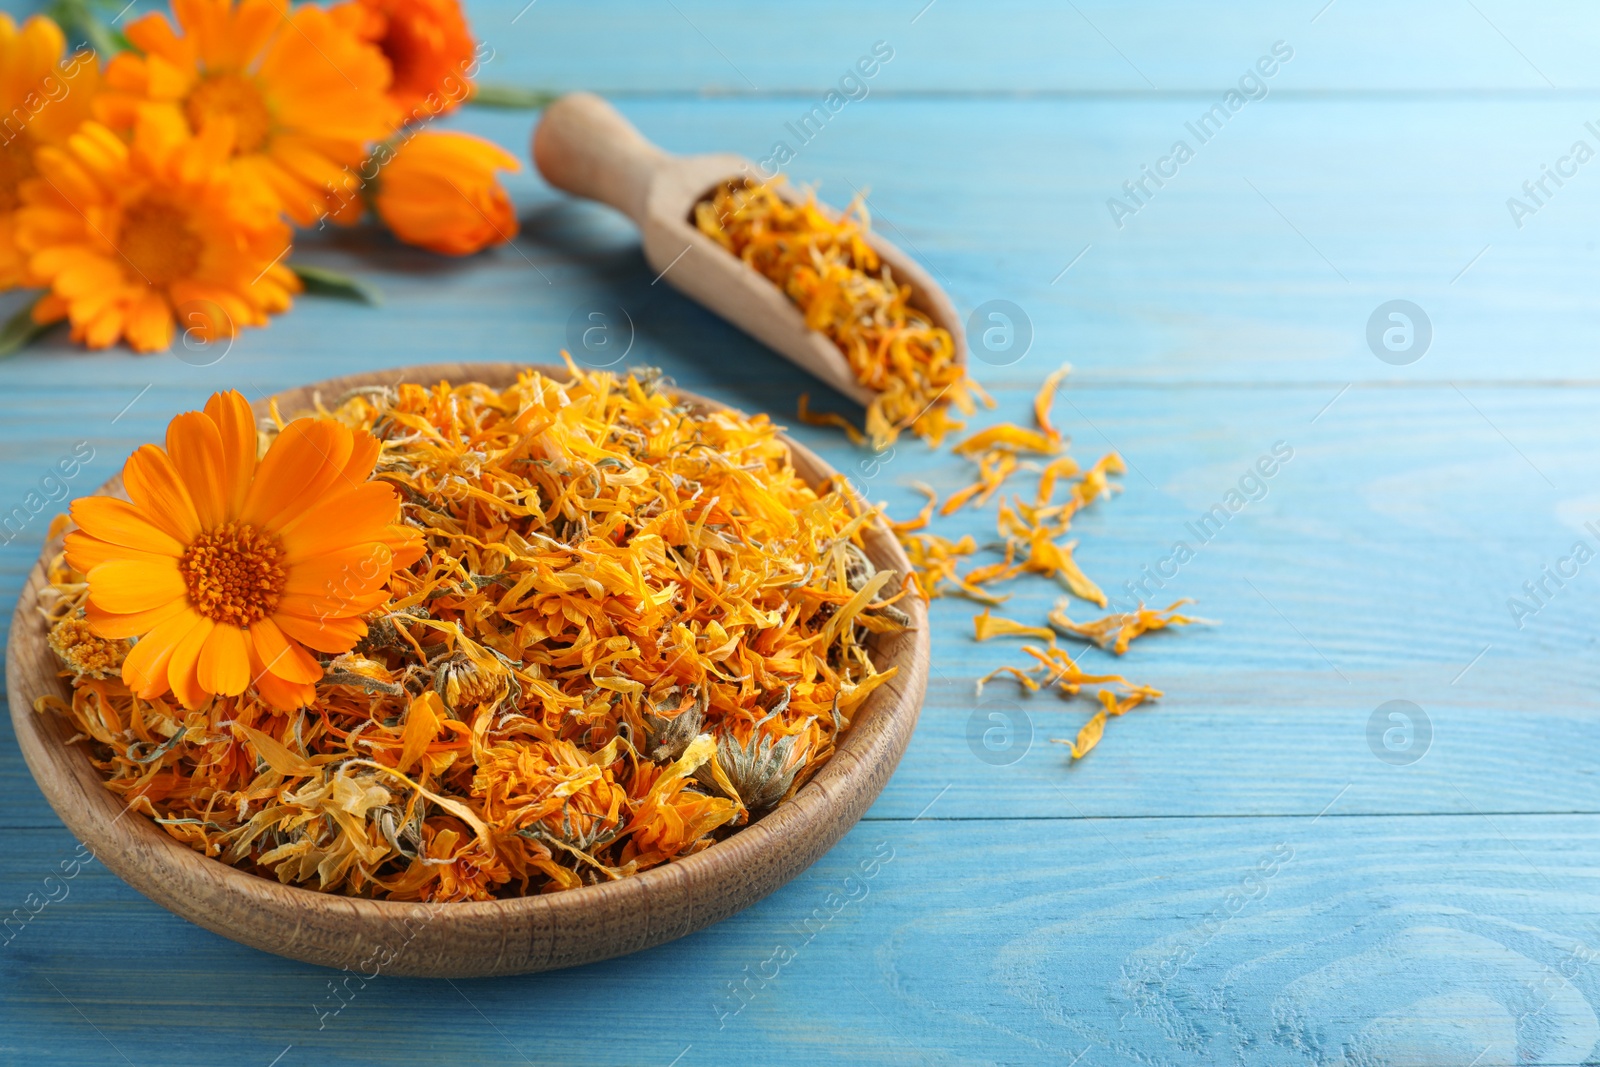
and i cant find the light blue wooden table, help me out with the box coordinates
[4,2,1600,1063]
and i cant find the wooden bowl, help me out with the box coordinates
[6,363,929,977]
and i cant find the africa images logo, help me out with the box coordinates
[1105,41,1294,229]
[1123,442,1293,604]
[747,41,896,179]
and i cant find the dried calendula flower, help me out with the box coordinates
[978,642,1162,763]
[696,177,986,450]
[924,370,1202,763]
[1048,598,1208,655]
[1050,689,1159,761]
[47,615,130,678]
[37,362,908,900]
[972,610,1054,643]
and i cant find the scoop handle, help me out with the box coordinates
[533,92,668,224]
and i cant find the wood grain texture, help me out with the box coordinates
[1,0,1598,1062]
[6,97,1599,390]
[35,0,1589,94]
[24,0,1600,92]
[464,0,1600,93]
[5,364,929,977]
[7,815,1600,1066]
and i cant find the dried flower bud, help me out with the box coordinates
[47,615,129,678]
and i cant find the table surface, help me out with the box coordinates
[4,2,1600,1064]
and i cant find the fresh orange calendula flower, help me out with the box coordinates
[334,0,478,118]
[372,130,519,255]
[64,390,422,710]
[0,14,99,291]
[17,111,298,352]
[97,0,400,225]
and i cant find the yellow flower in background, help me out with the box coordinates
[0,1,528,356]
[0,14,100,290]
[65,390,423,710]
[16,110,299,352]
[372,130,519,255]
[98,0,400,225]
[335,0,479,118]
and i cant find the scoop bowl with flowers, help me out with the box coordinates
[7,363,928,976]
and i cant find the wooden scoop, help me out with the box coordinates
[532,92,964,408]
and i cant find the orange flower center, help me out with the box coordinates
[185,72,274,153]
[0,136,38,214]
[118,199,204,288]
[180,523,288,627]
[379,21,431,97]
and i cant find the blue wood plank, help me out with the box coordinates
[20,0,1594,93]
[466,0,1600,93]
[5,97,1600,390]
[7,814,1600,1066]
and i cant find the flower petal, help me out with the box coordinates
[85,597,189,640]
[167,611,216,709]
[276,481,400,562]
[340,428,381,483]
[276,589,391,620]
[69,497,184,556]
[85,557,185,614]
[269,610,367,654]
[165,410,228,529]
[64,531,175,574]
[384,523,425,569]
[204,390,257,520]
[121,444,202,542]
[249,639,317,709]
[196,622,251,696]
[123,291,174,353]
[241,417,355,531]
[282,543,392,598]
[120,605,205,699]
[248,615,324,684]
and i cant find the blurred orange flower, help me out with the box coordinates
[335,0,478,118]
[98,0,400,225]
[0,14,99,291]
[16,111,299,352]
[372,130,519,255]
[65,390,423,710]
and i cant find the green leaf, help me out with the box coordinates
[292,265,383,307]
[467,84,557,110]
[0,298,56,359]
[46,0,128,56]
